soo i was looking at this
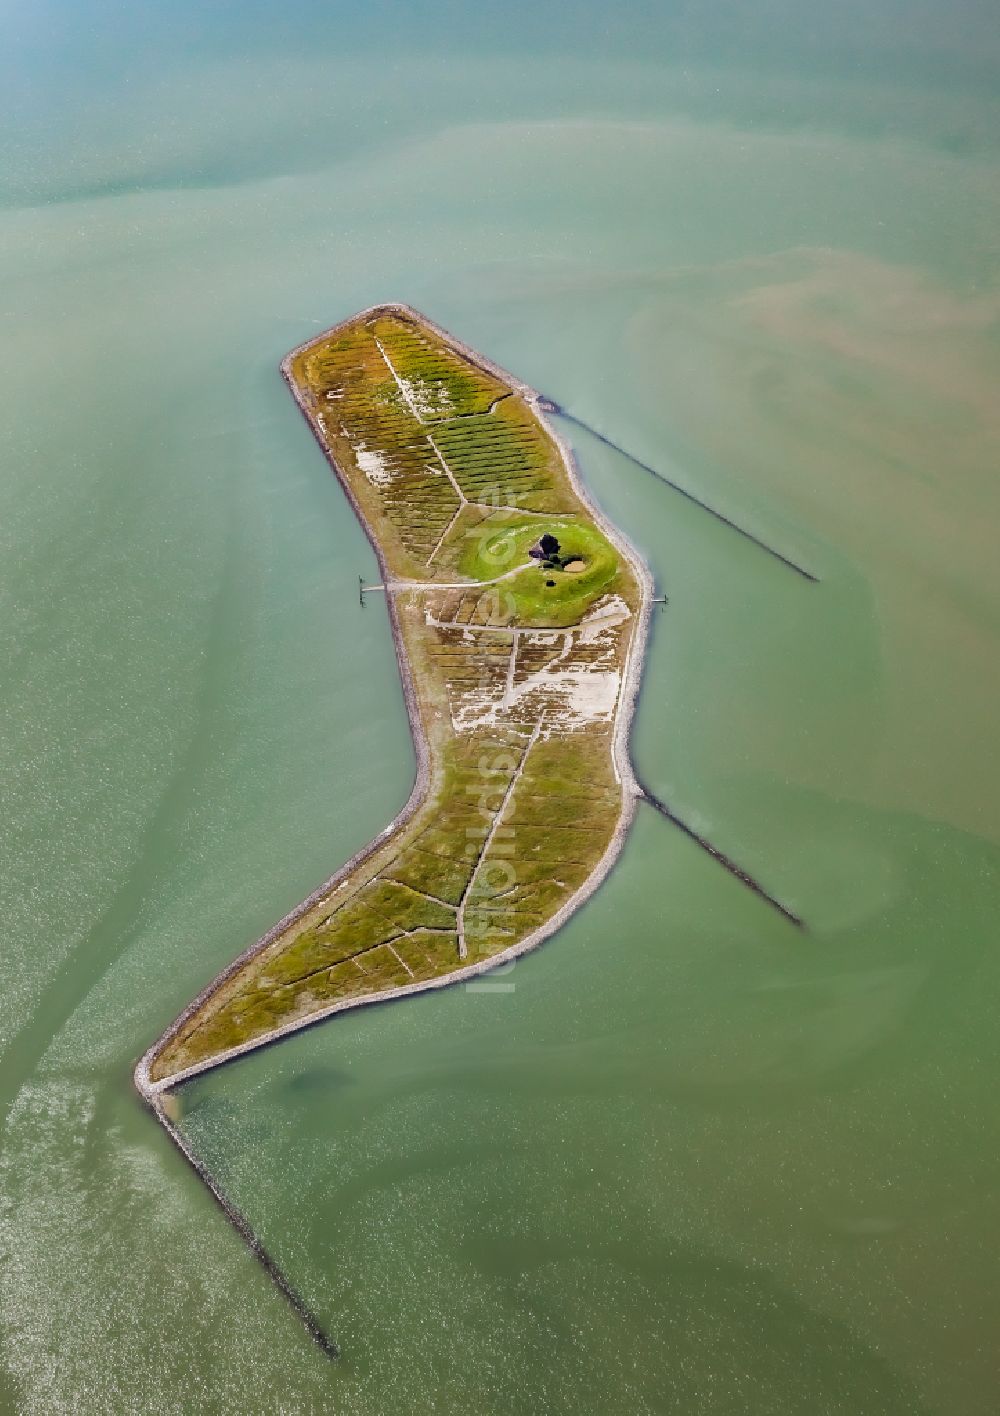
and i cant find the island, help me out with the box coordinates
[136,305,652,1098]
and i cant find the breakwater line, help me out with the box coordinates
[152,1099,339,1359]
[637,784,804,928]
[544,404,818,583]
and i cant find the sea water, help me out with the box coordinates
[2,3,999,1411]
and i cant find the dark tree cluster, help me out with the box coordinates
[530,533,563,570]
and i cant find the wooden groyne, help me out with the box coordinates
[544,404,818,583]
[151,1099,339,1359]
[638,783,804,928]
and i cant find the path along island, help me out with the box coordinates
[136,304,652,1101]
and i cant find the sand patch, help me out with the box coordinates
[353,441,393,486]
[449,594,631,733]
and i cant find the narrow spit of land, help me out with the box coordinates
[137,304,653,1098]
[133,305,809,1355]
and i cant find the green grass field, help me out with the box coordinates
[460,517,622,625]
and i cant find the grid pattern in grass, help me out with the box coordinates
[432,402,559,509]
[370,314,509,420]
[295,315,565,568]
[297,325,460,565]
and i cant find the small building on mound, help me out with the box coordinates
[529,533,561,563]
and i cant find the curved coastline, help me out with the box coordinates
[134,304,654,1104]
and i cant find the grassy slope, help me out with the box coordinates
[150,310,639,1081]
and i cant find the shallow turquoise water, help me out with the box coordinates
[2,5,999,1413]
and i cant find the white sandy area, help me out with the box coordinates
[449,594,630,733]
[353,441,393,486]
[397,373,453,421]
